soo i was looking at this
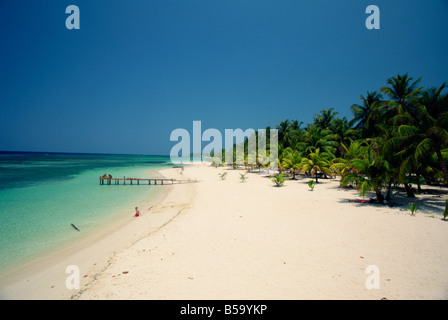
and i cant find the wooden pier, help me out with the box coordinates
[99,176,196,185]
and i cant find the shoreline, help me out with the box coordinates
[0,166,190,300]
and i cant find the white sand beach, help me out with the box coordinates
[77,164,448,300]
[2,164,448,300]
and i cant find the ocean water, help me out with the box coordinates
[0,152,172,273]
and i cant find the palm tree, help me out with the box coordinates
[419,86,448,184]
[275,120,291,148]
[329,117,358,158]
[390,84,448,184]
[314,108,339,129]
[330,140,368,185]
[281,147,302,179]
[351,91,383,139]
[283,120,303,148]
[375,130,403,199]
[380,73,423,121]
[290,120,303,131]
[341,144,390,204]
[230,143,245,169]
[297,124,338,156]
[342,140,369,161]
[257,151,272,171]
[300,148,332,183]
[380,73,424,195]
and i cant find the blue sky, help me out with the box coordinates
[1,0,447,155]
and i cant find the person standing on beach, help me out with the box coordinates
[134,206,140,217]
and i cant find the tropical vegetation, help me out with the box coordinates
[215,73,447,204]
[271,173,286,187]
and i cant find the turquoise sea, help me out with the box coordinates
[0,151,172,273]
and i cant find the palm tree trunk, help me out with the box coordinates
[436,149,448,185]
[375,187,384,204]
[315,171,319,183]
[404,181,415,198]
[416,174,422,193]
[385,179,393,201]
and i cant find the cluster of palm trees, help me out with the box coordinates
[224,74,447,203]
[275,107,356,184]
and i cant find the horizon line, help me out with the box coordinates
[0,150,170,157]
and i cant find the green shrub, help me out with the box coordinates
[271,173,286,187]
[308,179,316,191]
[218,172,227,180]
[407,202,419,216]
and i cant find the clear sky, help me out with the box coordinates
[1,0,447,155]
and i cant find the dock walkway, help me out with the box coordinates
[99,176,196,185]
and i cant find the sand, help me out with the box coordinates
[2,164,448,300]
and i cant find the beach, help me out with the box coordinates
[1,163,448,300]
[2,0,447,303]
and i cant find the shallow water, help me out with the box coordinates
[0,152,172,273]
